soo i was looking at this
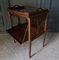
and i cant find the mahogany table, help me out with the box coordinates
[7,6,48,58]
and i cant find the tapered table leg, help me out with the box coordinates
[10,15,17,43]
[43,31,47,47]
[8,13,16,43]
[10,14,13,28]
[27,17,31,58]
[43,14,48,47]
[22,27,28,46]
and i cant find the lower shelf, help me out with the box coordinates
[6,23,44,44]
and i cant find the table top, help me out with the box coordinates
[14,8,42,12]
[8,6,48,18]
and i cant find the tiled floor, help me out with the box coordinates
[0,32,59,60]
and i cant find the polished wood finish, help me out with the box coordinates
[7,23,28,43]
[43,14,48,47]
[7,6,48,58]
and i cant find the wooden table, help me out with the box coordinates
[7,6,48,58]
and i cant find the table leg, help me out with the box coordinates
[10,15,17,43]
[27,17,31,58]
[22,27,28,46]
[18,16,20,25]
[18,17,20,32]
[43,14,48,47]
[10,14,13,28]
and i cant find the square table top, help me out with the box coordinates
[8,6,48,18]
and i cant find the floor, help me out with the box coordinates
[0,32,59,60]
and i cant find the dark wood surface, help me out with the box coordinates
[7,5,48,58]
[7,23,44,44]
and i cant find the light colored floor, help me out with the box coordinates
[0,32,59,60]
